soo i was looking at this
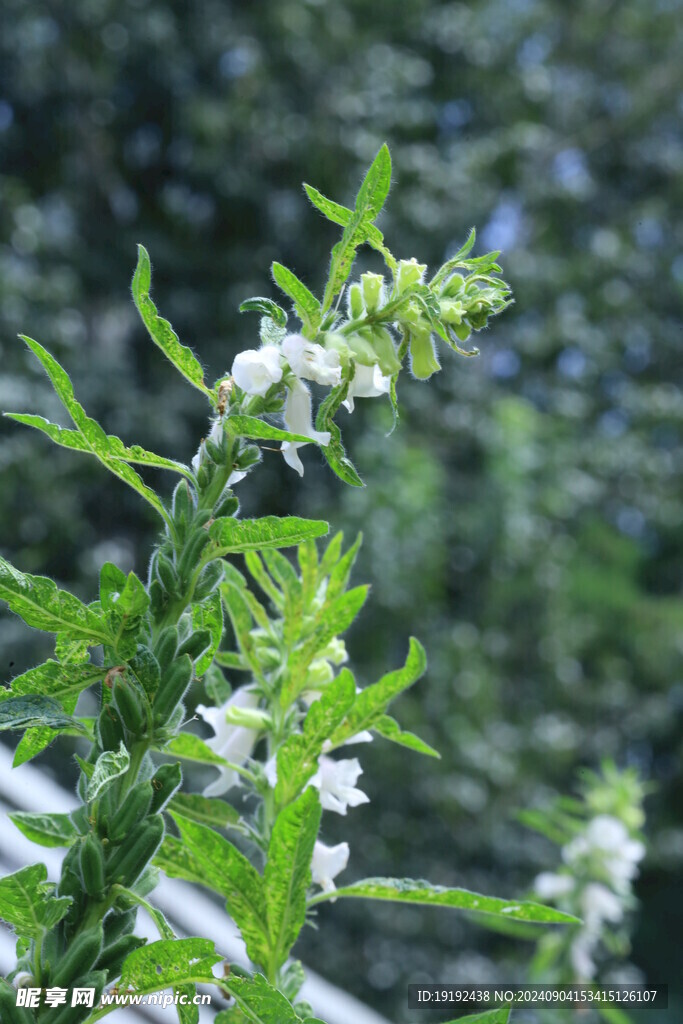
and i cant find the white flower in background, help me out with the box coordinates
[231,346,283,397]
[570,934,597,981]
[282,334,342,387]
[581,883,624,931]
[282,377,331,476]
[196,687,262,796]
[342,363,391,413]
[564,814,645,893]
[311,840,350,896]
[533,872,575,900]
[309,756,369,815]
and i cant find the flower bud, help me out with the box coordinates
[439,299,464,325]
[409,328,441,380]
[360,272,384,313]
[322,331,351,368]
[348,282,364,320]
[397,258,427,292]
[370,326,402,376]
[441,273,465,298]
[347,329,379,366]
[223,704,272,729]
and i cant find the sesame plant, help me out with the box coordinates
[0,146,578,1024]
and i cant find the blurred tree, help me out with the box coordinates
[1,0,681,1019]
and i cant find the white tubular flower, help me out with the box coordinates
[196,687,261,797]
[581,883,624,931]
[231,346,283,397]
[570,934,597,981]
[282,334,342,387]
[342,363,391,413]
[309,756,369,815]
[282,377,331,476]
[311,840,350,896]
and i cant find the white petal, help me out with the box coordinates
[311,840,350,893]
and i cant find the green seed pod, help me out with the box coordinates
[214,494,239,519]
[149,762,183,814]
[205,437,226,465]
[196,462,211,489]
[171,480,195,522]
[40,929,62,977]
[103,908,137,946]
[0,984,36,1024]
[107,780,154,843]
[193,561,224,601]
[156,552,180,596]
[148,578,165,617]
[360,271,384,312]
[409,328,441,380]
[96,932,147,977]
[52,922,104,987]
[97,702,125,752]
[112,678,147,738]
[79,834,106,898]
[153,654,193,725]
[129,647,161,701]
[176,529,212,581]
[106,814,165,887]
[46,971,107,1024]
[154,625,179,671]
[177,628,212,662]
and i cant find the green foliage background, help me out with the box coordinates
[0,0,680,1020]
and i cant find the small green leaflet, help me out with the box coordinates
[106,571,150,659]
[119,938,222,993]
[328,637,427,745]
[166,813,270,968]
[0,696,85,734]
[209,517,328,555]
[226,415,318,446]
[168,793,241,830]
[441,1009,511,1024]
[19,337,170,521]
[162,733,232,767]
[370,715,440,759]
[303,184,386,250]
[354,142,392,220]
[239,297,288,328]
[192,590,224,678]
[308,878,581,924]
[0,864,72,939]
[132,245,213,402]
[6,413,193,480]
[314,380,363,487]
[271,263,321,337]
[0,554,110,643]
[264,789,321,967]
[86,742,130,802]
[10,812,78,849]
[275,672,356,806]
[221,974,304,1024]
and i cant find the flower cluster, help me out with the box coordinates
[531,766,646,982]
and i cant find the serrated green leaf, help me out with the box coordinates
[220,581,263,680]
[10,812,78,848]
[13,727,58,766]
[132,245,212,400]
[56,633,91,664]
[239,297,288,327]
[0,864,72,938]
[0,554,110,643]
[354,143,392,219]
[167,813,269,968]
[119,938,222,993]
[244,551,285,612]
[325,533,362,602]
[371,715,440,758]
[309,877,581,924]
[265,789,321,968]
[6,413,192,480]
[0,695,85,733]
[271,263,321,336]
[161,733,232,767]
[5,660,104,702]
[303,184,395,272]
[87,742,130,802]
[275,671,357,806]
[209,517,328,555]
[192,590,224,677]
[20,336,171,520]
[226,415,317,446]
[328,637,426,745]
[431,228,477,287]
[314,382,363,486]
[168,793,241,829]
[222,974,304,1024]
